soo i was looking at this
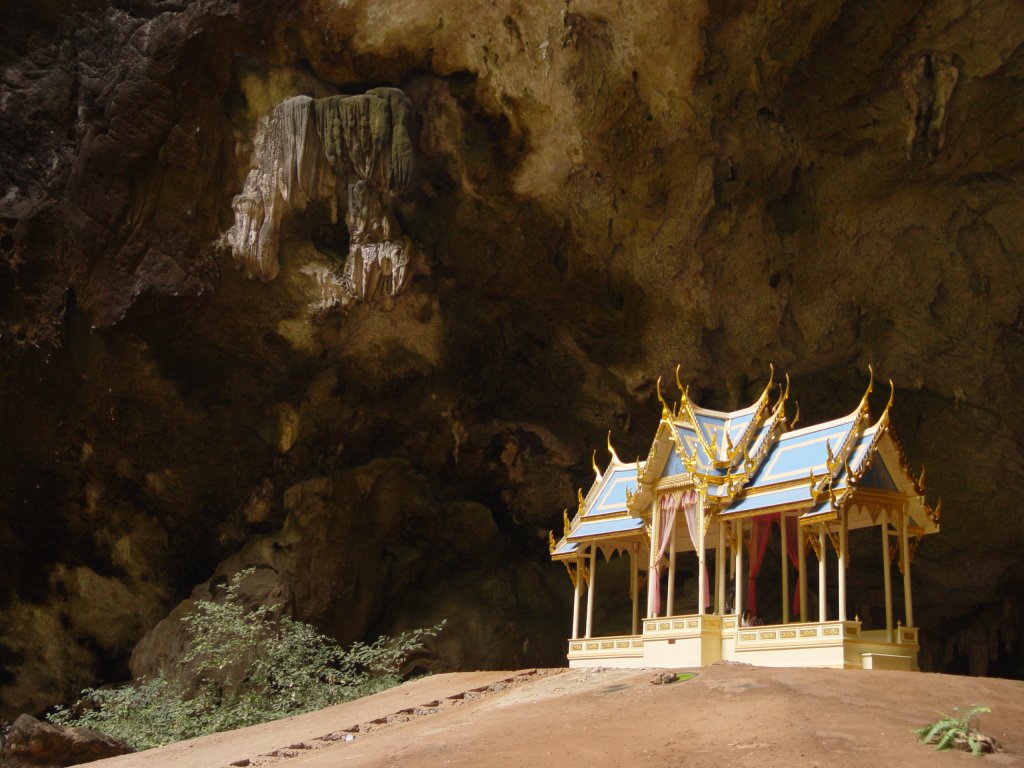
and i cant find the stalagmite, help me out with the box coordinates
[227,88,417,308]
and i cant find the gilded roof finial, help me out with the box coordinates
[826,438,836,471]
[885,378,895,414]
[790,401,801,429]
[675,364,689,418]
[758,363,775,403]
[918,465,926,492]
[860,365,875,414]
[606,431,621,464]
[656,376,671,419]
[591,449,600,478]
[548,530,557,553]
[576,488,585,516]
[563,509,571,537]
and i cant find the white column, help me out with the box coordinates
[697,499,707,615]
[798,524,807,622]
[901,508,914,628]
[667,528,677,617]
[818,524,827,622]
[881,510,894,643]
[630,543,639,635]
[837,511,847,621]
[734,520,744,619]
[571,554,582,639]
[780,513,789,624]
[585,545,598,638]
[716,517,726,614]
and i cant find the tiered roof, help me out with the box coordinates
[550,367,939,560]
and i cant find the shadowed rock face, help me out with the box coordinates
[2,0,1024,718]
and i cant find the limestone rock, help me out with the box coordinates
[0,714,132,767]
[226,89,417,309]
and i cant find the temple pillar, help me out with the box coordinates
[901,508,914,627]
[780,513,789,624]
[716,517,726,614]
[571,553,582,639]
[881,510,894,642]
[734,519,744,620]
[837,511,847,621]
[798,524,807,622]
[630,542,639,635]
[585,545,598,638]
[818,524,827,622]
[697,500,706,615]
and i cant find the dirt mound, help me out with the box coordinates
[88,666,1023,768]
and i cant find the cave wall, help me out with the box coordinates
[2,0,1023,717]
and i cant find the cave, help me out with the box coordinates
[2,0,1024,719]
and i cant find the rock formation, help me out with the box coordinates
[2,0,1024,720]
[0,714,133,767]
[226,89,415,308]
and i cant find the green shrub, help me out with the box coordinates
[915,705,993,756]
[49,570,443,750]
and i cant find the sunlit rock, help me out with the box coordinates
[226,89,417,309]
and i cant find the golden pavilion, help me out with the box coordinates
[549,367,940,670]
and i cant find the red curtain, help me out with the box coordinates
[783,516,801,617]
[746,515,773,615]
[746,514,802,618]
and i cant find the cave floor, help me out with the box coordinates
[91,665,1024,768]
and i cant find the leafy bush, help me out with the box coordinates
[915,705,995,756]
[49,570,442,750]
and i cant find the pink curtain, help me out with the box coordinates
[647,493,678,617]
[746,514,773,615]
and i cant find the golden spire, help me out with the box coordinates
[607,431,621,464]
[859,365,876,414]
[757,363,776,404]
[656,376,671,419]
[675,364,687,419]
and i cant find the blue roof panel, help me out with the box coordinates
[723,485,815,515]
[552,540,579,556]
[661,447,687,478]
[568,516,644,540]
[747,416,857,488]
[587,468,637,516]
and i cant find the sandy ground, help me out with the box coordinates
[89,665,1024,768]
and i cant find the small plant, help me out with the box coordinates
[915,705,996,756]
[49,570,443,750]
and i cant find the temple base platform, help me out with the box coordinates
[567,614,919,671]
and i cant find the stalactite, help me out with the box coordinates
[227,88,417,308]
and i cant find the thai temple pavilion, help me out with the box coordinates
[549,367,940,671]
